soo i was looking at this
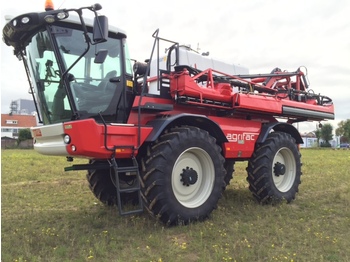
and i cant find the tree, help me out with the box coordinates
[314,128,321,147]
[335,119,350,143]
[320,123,333,147]
[18,128,32,143]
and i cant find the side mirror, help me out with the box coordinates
[94,49,108,64]
[93,15,108,43]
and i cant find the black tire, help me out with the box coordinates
[86,160,139,206]
[224,160,235,187]
[246,132,302,204]
[140,126,226,225]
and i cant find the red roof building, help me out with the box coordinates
[1,114,38,139]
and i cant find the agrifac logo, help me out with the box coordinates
[226,132,258,144]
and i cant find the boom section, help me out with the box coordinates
[166,66,334,122]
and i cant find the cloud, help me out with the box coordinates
[1,0,349,131]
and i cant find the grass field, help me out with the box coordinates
[1,149,350,262]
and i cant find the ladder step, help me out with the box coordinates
[110,156,143,216]
[117,166,139,173]
[121,208,144,216]
[119,187,140,194]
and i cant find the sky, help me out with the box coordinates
[1,0,349,133]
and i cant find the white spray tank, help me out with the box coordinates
[148,45,249,95]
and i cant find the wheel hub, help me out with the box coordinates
[274,162,286,177]
[180,167,198,186]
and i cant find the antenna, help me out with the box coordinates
[57,0,67,9]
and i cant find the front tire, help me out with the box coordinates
[246,132,302,204]
[140,126,226,225]
[86,160,139,206]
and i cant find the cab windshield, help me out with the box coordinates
[25,24,133,124]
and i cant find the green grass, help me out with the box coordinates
[1,149,350,262]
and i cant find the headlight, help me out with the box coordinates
[44,15,55,23]
[57,12,68,20]
[63,135,71,144]
[21,17,30,24]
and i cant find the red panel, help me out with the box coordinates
[63,119,153,159]
[234,93,283,114]
[209,116,262,158]
[234,93,334,115]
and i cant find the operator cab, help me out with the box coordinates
[3,3,134,125]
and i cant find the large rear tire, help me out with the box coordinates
[246,132,302,203]
[140,126,226,225]
[224,160,235,187]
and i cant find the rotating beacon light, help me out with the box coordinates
[45,0,54,11]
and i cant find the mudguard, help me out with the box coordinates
[257,122,303,144]
[145,113,228,143]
